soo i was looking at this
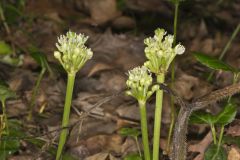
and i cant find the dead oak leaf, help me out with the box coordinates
[228,147,240,160]
[189,131,213,160]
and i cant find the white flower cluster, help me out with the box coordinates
[54,31,93,74]
[144,28,185,74]
[126,66,159,102]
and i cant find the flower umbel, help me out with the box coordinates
[144,28,185,74]
[54,31,93,74]
[126,66,159,102]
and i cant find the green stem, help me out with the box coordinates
[135,136,142,158]
[217,126,224,148]
[28,68,46,121]
[210,124,217,145]
[138,100,151,160]
[1,100,8,134]
[166,109,175,152]
[173,2,179,47]
[167,1,179,153]
[153,73,165,160]
[208,23,240,81]
[1,100,8,160]
[212,126,225,160]
[0,2,10,34]
[56,73,76,160]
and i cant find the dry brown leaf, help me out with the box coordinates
[226,121,240,136]
[85,152,109,160]
[228,147,240,160]
[88,63,114,77]
[121,137,138,156]
[85,152,119,160]
[189,131,213,160]
[85,134,123,154]
[112,16,136,29]
[83,0,121,25]
[98,72,126,92]
[173,72,212,100]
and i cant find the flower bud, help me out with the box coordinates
[72,53,78,59]
[125,90,133,97]
[152,85,159,91]
[62,55,68,62]
[147,91,153,98]
[175,44,185,55]
[54,51,61,60]
[74,48,80,55]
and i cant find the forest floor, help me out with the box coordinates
[0,0,240,160]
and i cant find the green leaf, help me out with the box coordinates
[204,144,227,160]
[0,41,12,55]
[215,103,237,125]
[4,4,23,24]
[119,128,141,138]
[29,46,53,75]
[0,138,20,159]
[189,111,216,125]
[124,153,142,160]
[29,46,49,69]
[193,52,237,72]
[0,120,23,159]
[0,84,16,102]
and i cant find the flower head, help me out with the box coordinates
[54,31,93,74]
[126,66,159,102]
[144,28,185,74]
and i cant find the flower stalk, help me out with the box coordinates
[139,100,151,160]
[144,28,185,160]
[56,73,75,160]
[54,31,93,160]
[126,66,158,160]
[152,73,165,160]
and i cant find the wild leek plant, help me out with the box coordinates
[126,66,159,160]
[54,31,93,160]
[144,28,185,160]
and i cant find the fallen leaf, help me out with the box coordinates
[83,0,121,25]
[112,16,136,29]
[228,147,240,160]
[173,72,212,100]
[226,121,240,136]
[85,152,109,160]
[87,63,114,77]
[189,131,213,160]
